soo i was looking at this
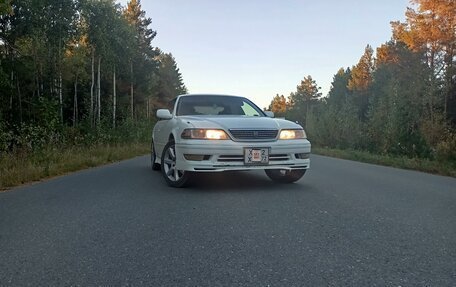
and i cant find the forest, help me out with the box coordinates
[1,0,454,186]
[269,0,456,163]
[0,0,186,153]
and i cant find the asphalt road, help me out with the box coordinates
[1,155,455,286]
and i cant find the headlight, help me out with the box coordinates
[279,129,306,139]
[181,129,229,140]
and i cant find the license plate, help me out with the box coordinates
[244,148,269,164]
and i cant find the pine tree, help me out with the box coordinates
[348,45,374,120]
[327,68,351,108]
[391,0,456,120]
[153,50,187,108]
[287,75,321,128]
[348,45,374,92]
[124,0,156,55]
[369,41,431,156]
[268,94,287,116]
[123,0,158,119]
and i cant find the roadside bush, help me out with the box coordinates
[0,118,154,156]
[113,119,153,144]
[436,133,456,162]
[13,124,61,152]
[0,122,13,153]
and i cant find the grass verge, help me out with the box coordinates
[0,143,150,191]
[312,147,456,177]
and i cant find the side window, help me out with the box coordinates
[241,101,261,116]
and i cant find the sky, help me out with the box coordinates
[119,0,410,108]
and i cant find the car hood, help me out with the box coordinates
[179,116,302,130]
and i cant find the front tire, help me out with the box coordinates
[161,140,191,187]
[265,169,306,183]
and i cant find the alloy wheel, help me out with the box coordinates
[161,140,191,187]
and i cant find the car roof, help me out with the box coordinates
[177,94,244,99]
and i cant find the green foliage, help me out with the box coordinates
[313,147,456,177]
[348,45,374,92]
[366,41,431,157]
[436,133,456,162]
[54,118,153,148]
[13,124,57,151]
[327,68,351,108]
[0,120,13,152]
[0,118,153,154]
[268,0,456,170]
[286,75,321,128]
[0,0,12,15]
[0,0,186,158]
[274,36,455,167]
[348,45,374,120]
[391,0,456,121]
[153,50,187,107]
[124,0,157,52]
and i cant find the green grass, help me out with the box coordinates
[312,147,456,177]
[0,143,150,191]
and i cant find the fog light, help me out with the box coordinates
[295,153,310,159]
[184,154,206,161]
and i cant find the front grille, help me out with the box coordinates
[229,129,278,141]
[269,154,290,161]
[217,154,289,162]
[218,155,243,162]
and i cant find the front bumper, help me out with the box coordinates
[175,139,311,172]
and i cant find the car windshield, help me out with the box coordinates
[176,95,265,117]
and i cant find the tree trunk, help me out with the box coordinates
[113,66,116,129]
[33,43,40,98]
[73,75,78,127]
[97,56,101,125]
[36,74,40,98]
[9,71,13,110]
[16,75,23,124]
[90,52,95,127]
[59,72,63,123]
[146,98,150,119]
[130,60,134,120]
[443,47,453,118]
[426,48,436,123]
[58,28,63,123]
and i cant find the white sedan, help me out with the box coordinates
[151,94,311,187]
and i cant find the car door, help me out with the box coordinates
[153,98,177,158]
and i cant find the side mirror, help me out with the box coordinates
[264,111,274,118]
[156,109,173,120]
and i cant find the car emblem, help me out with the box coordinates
[253,131,259,138]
